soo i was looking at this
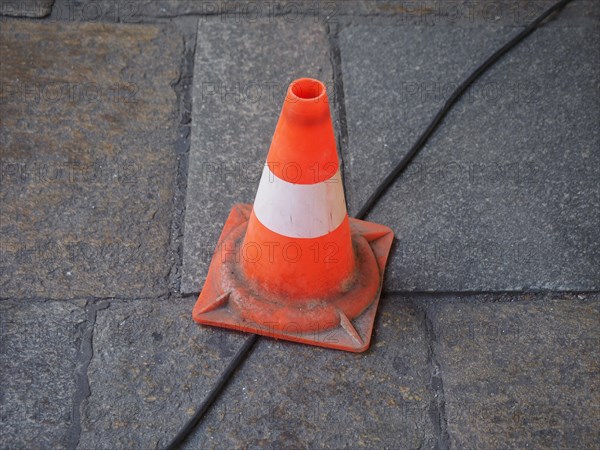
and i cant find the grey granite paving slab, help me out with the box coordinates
[427,294,600,449]
[340,21,600,291]
[182,295,438,449]
[0,0,54,17]
[0,299,87,449]
[47,1,599,25]
[0,20,182,300]
[78,296,247,450]
[181,18,334,294]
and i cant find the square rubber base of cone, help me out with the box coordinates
[193,204,394,352]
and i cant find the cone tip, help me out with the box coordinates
[288,78,327,102]
[283,78,330,121]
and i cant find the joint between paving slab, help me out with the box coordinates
[384,290,600,300]
[68,300,110,450]
[419,304,450,450]
[326,22,352,213]
[35,4,350,24]
[168,19,198,295]
[0,295,172,303]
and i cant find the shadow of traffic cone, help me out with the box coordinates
[193,78,394,352]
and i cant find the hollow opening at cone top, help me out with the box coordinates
[290,78,325,100]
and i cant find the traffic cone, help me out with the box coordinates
[193,78,394,352]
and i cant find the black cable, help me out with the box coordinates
[164,333,259,450]
[356,0,574,220]
[166,0,574,447]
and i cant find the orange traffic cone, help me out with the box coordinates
[193,78,394,352]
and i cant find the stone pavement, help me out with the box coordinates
[1,1,599,449]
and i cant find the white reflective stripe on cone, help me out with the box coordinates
[252,164,347,239]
